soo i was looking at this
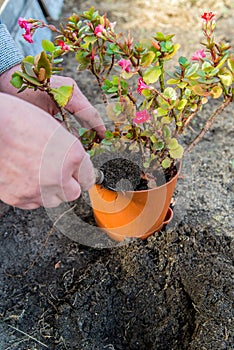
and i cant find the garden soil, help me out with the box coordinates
[0,0,233,349]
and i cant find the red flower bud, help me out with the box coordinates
[201,12,215,22]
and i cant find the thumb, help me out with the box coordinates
[73,152,96,191]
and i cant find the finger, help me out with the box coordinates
[60,177,81,202]
[40,194,64,208]
[16,202,41,210]
[73,153,96,191]
[73,106,106,139]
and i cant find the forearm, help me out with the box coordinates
[0,24,23,75]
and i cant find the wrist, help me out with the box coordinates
[0,24,23,76]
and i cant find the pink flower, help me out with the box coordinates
[201,12,215,22]
[22,33,33,43]
[191,49,206,61]
[18,17,32,34]
[137,77,151,94]
[57,40,70,51]
[133,110,150,124]
[118,59,131,72]
[18,17,29,28]
[94,24,105,37]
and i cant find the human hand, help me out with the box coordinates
[0,64,106,138]
[0,93,95,209]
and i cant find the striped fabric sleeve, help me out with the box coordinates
[0,24,24,75]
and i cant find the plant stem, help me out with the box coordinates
[90,61,108,104]
[184,96,232,155]
[154,88,170,104]
[178,100,203,135]
[159,59,165,92]
[47,90,73,132]
[60,107,73,132]
[127,93,137,104]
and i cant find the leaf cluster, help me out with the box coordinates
[11,7,234,172]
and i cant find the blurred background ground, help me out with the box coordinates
[0,1,233,349]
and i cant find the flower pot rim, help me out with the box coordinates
[100,160,182,194]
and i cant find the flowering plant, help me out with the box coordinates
[12,8,233,180]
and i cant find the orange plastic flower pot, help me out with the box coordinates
[89,163,180,241]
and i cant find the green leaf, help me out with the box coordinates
[162,158,172,169]
[177,99,187,110]
[177,81,187,89]
[75,51,90,69]
[164,43,180,60]
[104,130,114,139]
[50,85,74,107]
[120,71,135,80]
[112,75,120,85]
[178,56,190,67]
[36,51,52,79]
[150,134,157,143]
[218,70,233,86]
[22,61,37,78]
[10,73,23,89]
[143,162,150,168]
[216,53,229,69]
[141,51,156,67]
[167,138,178,149]
[22,55,35,64]
[163,87,177,100]
[106,43,119,54]
[84,36,97,44]
[210,85,223,99]
[82,7,99,20]
[160,40,173,53]
[169,144,184,159]
[201,61,212,71]
[101,139,114,146]
[142,89,153,98]
[184,88,191,97]
[167,70,179,79]
[53,58,64,64]
[209,67,220,77]
[184,63,199,77]
[157,108,168,117]
[162,125,171,139]
[167,78,180,85]
[81,36,97,49]
[176,121,183,127]
[228,58,234,73]
[11,70,42,86]
[126,132,133,138]
[22,56,37,78]
[161,116,172,124]
[42,39,55,52]
[164,34,175,41]
[78,127,89,137]
[113,102,123,115]
[153,140,164,150]
[107,86,119,93]
[154,32,165,41]
[143,66,161,84]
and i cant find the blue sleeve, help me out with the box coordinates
[0,23,24,75]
